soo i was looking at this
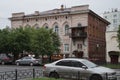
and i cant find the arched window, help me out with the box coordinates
[25,24,31,28]
[45,26,48,29]
[65,25,69,35]
[54,25,59,35]
[78,23,82,27]
[43,23,49,29]
[34,24,39,29]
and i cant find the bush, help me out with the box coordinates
[102,63,120,69]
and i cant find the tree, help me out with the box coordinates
[0,27,60,62]
[117,25,120,49]
[7,27,32,60]
[50,29,61,54]
[0,28,11,53]
[31,28,60,61]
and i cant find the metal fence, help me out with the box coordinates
[116,72,120,80]
[0,69,43,80]
[0,68,119,80]
[58,72,120,80]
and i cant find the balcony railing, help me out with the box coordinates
[70,32,87,38]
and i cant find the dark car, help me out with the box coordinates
[15,56,42,66]
[0,53,13,65]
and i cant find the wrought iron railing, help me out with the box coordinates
[69,32,87,38]
[0,68,43,80]
[116,72,120,80]
[0,68,119,80]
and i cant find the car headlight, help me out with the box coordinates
[35,61,39,63]
[107,72,117,79]
[108,72,116,76]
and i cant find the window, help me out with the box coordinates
[54,25,59,34]
[56,60,86,68]
[36,19,38,21]
[72,61,85,68]
[45,26,48,29]
[45,18,47,21]
[56,60,72,67]
[23,57,33,60]
[25,24,31,28]
[64,44,69,52]
[65,25,69,35]
[78,23,81,27]
[104,16,107,19]
[43,23,49,29]
[55,17,57,20]
[113,14,117,18]
[34,24,39,29]
[113,19,117,24]
[65,16,68,19]
[77,44,82,49]
[27,19,29,22]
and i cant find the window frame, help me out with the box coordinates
[56,60,72,67]
[64,44,69,52]
[54,25,59,35]
[64,25,69,35]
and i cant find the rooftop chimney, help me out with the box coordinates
[61,5,64,10]
[34,11,39,15]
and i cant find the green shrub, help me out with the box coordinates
[102,63,120,69]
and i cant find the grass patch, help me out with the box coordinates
[102,63,120,69]
[32,77,64,80]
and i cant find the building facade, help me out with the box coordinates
[103,9,120,63]
[9,5,109,62]
[103,9,120,31]
[106,31,120,63]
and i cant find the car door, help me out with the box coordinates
[24,57,32,64]
[55,60,73,79]
[20,57,29,65]
[71,60,89,80]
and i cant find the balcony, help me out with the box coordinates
[70,32,87,38]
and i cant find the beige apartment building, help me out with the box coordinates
[106,31,120,63]
[9,5,109,62]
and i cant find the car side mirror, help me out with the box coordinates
[82,66,87,69]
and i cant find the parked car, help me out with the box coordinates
[0,53,13,65]
[43,58,117,80]
[15,56,42,66]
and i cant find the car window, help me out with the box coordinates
[22,57,31,59]
[81,59,98,68]
[71,61,85,68]
[26,57,31,59]
[22,57,27,59]
[0,54,8,58]
[56,60,72,67]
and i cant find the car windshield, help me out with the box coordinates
[81,60,98,68]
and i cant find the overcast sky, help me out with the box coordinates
[0,0,120,29]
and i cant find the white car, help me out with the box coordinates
[43,58,117,80]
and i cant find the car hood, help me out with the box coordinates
[88,66,115,74]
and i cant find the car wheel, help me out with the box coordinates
[16,62,20,66]
[49,72,59,79]
[1,61,5,65]
[90,74,103,80]
[30,62,33,66]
